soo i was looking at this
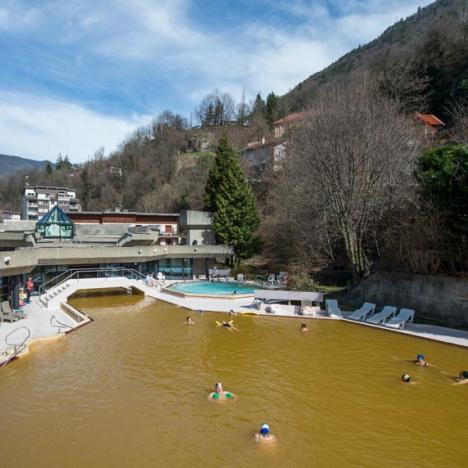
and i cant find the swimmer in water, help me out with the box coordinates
[453,371,468,385]
[185,316,194,325]
[208,382,236,401]
[216,320,239,332]
[415,354,428,367]
[255,423,276,445]
[301,323,309,332]
[401,374,411,383]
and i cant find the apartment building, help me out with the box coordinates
[21,186,81,220]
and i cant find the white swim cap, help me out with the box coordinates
[261,423,270,431]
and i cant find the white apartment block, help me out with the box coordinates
[21,186,81,220]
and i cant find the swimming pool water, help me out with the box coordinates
[2,295,468,467]
[170,281,255,295]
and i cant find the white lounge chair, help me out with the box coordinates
[366,306,397,324]
[347,302,376,321]
[386,308,415,329]
[325,299,342,318]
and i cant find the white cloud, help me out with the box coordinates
[0,92,150,163]
[0,0,436,161]
[83,0,434,99]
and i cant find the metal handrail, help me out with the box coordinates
[2,326,31,367]
[50,314,73,333]
[40,267,147,294]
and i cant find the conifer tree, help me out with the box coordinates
[265,92,279,127]
[204,136,259,262]
[252,93,266,119]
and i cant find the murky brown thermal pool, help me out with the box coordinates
[1,294,468,467]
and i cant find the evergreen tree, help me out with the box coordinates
[204,136,260,262]
[55,154,63,169]
[45,162,53,175]
[252,93,266,120]
[265,92,279,127]
[416,144,468,235]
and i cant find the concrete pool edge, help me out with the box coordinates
[162,285,254,300]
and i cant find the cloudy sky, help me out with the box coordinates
[0,0,434,163]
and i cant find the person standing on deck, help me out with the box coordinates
[26,277,34,303]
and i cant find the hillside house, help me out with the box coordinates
[241,111,309,177]
[415,113,445,136]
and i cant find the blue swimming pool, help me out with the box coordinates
[169,281,255,295]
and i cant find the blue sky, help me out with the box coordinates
[0,0,434,163]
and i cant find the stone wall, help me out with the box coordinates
[345,272,468,326]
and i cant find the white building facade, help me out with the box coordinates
[21,186,81,220]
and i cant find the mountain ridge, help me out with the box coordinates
[0,153,52,179]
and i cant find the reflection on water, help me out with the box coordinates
[1,294,468,467]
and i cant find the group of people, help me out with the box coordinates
[208,382,276,445]
[145,272,166,287]
[18,276,34,308]
[400,354,468,384]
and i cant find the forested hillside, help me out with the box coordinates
[282,0,468,122]
[0,112,264,213]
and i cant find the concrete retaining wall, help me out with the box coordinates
[346,272,468,326]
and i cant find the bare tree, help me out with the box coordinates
[450,102,468,143]
[285,77,421,281]
[196,90,236,127]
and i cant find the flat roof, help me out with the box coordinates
[70,211,180,217]
[254,289,323,302]
[23,186,77,192]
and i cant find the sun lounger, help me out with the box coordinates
[301,305,319,317]
[1,301,22,323]
[347,302,376,321]
[366,306,397,324]
[325,299,342,318]
[386,308,415,329]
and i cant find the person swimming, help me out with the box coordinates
[216,320,239,331]
[301,323,309,332]
[255,423,276,445]
[458,371,468,382]
[415,354,427,367]
[185,316,194,325]
[401,374,411,383]
[208,382,235,401]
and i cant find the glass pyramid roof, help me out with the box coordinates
[36,205,74,239]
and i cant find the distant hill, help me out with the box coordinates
[0,154,52,178]
[282,0,468,121]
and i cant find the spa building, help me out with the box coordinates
[0,207,232,302]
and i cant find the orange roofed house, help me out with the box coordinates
[415,113,445,136]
